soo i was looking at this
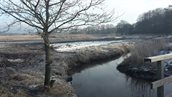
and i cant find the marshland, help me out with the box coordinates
[1,0,172,97]
[0,34,171,97]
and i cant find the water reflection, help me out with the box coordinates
[126,78,156,97]
[71,55,157,97]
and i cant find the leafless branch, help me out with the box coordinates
[0,0,113,34]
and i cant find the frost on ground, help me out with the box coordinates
[52,40,125,52]
[0,40,130,97]
[0,44,77,97]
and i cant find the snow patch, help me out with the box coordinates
[7,59,24,62]
[52,41,124,52]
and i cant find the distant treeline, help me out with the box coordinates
[69,24,116,34]
[133,7,172,35]
[70,7,172,35]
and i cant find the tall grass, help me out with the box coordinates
[121,39,169,66]
[65,44,130,75]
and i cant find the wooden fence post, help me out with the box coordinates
[157,61,164,97]
[144,53,172,97]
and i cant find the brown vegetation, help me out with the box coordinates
[62,43,130,74]
[123,39,168,66]
[0,35,41,41]
[0,34,96,42]
[0,42,130,97]
[0,44,76,97]
[117,39,169,81]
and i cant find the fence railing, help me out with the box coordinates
[144,53,172,97]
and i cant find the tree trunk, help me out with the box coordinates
[42,33,52,87]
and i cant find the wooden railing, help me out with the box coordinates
[144,53,172,97]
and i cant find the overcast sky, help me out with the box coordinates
[105,0,172,24]
[0,0,172,33]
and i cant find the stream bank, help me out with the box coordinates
[0,41,130,97]
[71,55,156,97]
[64,43,130,75]
[117,39,172,81]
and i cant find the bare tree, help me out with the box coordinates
[0,0,113,88]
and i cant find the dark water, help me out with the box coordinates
[71,56,172,97]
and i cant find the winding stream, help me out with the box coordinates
[52,40,172,97]
[71,55,172,97]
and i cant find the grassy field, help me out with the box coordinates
[0,35,41,41]
[0,34,98,42]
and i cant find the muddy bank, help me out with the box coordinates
[0,42,130,97]
[117,39,171,81]
[117,53,172,82]
[117,64,158,81]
